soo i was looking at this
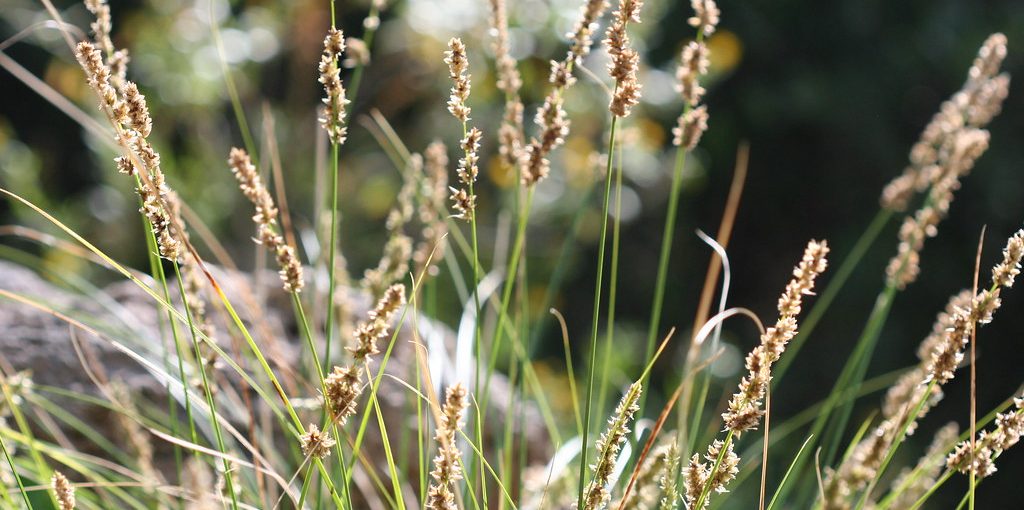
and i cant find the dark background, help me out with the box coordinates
[2,0,1024,506]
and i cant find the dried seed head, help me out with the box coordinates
[723,240,828,435]
[488,0,523,95]
[968,33,1008,85]
[427,383,470,510]
[520,91,569,185]
[777,239,830,317]
[683,439,738,509]
[445,38,472,122]
[487,0,525,173]
[414,142,450,277]
[121,81,152,138]
[676,41,710,107]
[228,148,303,292]
[604,0,644,117]
[126,136,181,261]
[300,424,335,460]
[75,42,123,121]
[992,229,1024,288]
[449,187,476,221]
[228,148,277,228]
[52,471,76,510]
[673,105,708,149]
[497,99,525,170]
[688,0,720,36]
[881,34,1009,212]
[565,0,610,65]
[581,382,642,510]
[350,283,406,362]
[924,231,1021,385]
[825,420,898,504]
[361,234,412,300]
[319,28,350,145]
[946,397,1020,483]
[658,443,682,510]
[885,130,990,289]
[324,365,362,424]
[457,127,482,186]
[342,37,370,68]
[85,0,114,56]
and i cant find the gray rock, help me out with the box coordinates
[0,260,549,486]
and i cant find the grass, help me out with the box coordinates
[0,0,1021,509]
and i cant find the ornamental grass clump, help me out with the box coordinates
[6,0,1024,508]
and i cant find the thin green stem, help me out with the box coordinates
[296,461,316,510]
[576,113,619,509]
[155,262,199,447]
[597,140,625,422]
[642,141,688,385]
[210,0,256,156]
[140,213,184,502]
[0,366,56,508]
[211,285,345,507]
[172,262,239,510]
[325,142,340,373]
[468,174,487,508]
[480,188,535,412]
[819,284,892,469]
[909,470,953,510]
[0,432,31,510]
[638,28,706,420]
[694,429,736,510]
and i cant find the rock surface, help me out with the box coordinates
[0,260,549,485]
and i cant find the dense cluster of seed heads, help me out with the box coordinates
[319,28,350,146]
[672,0,719,148]
[427,383,469,510]
[883,33,1010,289]
[228,147,304,293]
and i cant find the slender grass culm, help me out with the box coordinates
[4,0,1024,508]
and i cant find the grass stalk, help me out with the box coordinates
[576,111,619,509]
[641,127,689,413]
[480,188,535,413]
[324,142,340,372]
[208,281,345,508]
[171,262,240,510]
[596,140,625,422]
[0,431,32,510]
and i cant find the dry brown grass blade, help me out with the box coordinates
[261,103,299,254]
[690,141,749,345]
[969,225,985,505]
[550,307,584,435]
